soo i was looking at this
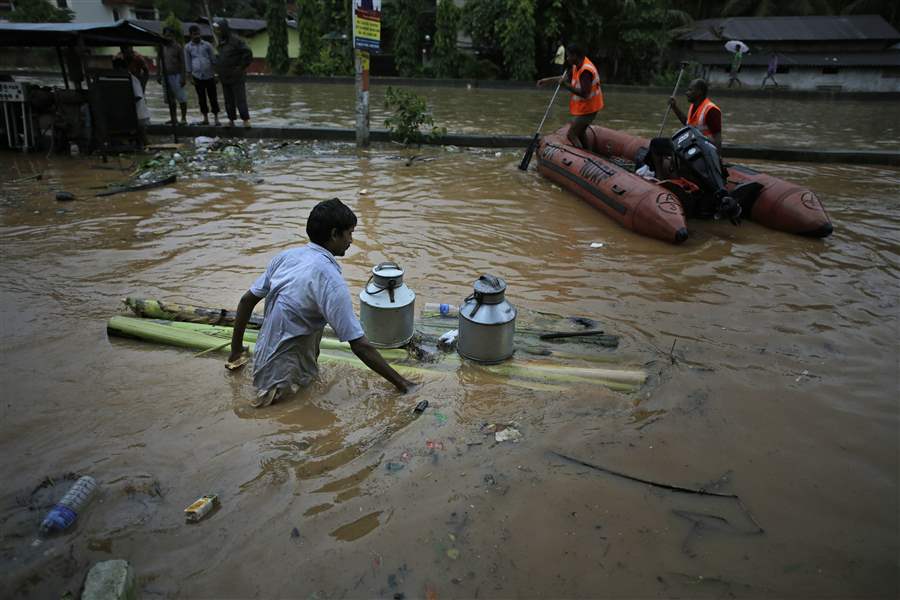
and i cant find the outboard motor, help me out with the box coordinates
[671,126,741,224]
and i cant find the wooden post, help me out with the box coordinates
[355,49,369,148]
[56,46,69,90]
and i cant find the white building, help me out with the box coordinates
[3,0,157,23]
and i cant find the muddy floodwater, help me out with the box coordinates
[1,82,898,599]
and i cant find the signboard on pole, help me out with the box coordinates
[352,0,381,53]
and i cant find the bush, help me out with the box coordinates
[384,87,446,144]
[458,54,500,80]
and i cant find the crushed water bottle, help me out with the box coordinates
[39,475,97,535]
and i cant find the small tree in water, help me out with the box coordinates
[384,87,446,145]
[266,0,290,74]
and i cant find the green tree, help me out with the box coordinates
[8,0,73,22]
[386,0,423,76]
[294,0,322,74]
[162,12,184,43]
[155,0,191,20]
[461,0,536,79]
[500,0,536,80]
[266,0,290,74]
[433,0,462,78]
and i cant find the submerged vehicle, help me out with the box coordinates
[536,125,834,244]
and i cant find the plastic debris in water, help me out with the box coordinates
[590,242,604,248]
[386,462,405,472]
[434,412,448,424]
[184,494,218,523]
[446,548,460,560]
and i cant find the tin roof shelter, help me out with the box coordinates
[0,20,164,47]
[0,21,176,152]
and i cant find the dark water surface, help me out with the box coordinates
[1,83,898,599]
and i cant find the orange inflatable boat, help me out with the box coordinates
[536,125,833,244]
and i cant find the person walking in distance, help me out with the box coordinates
[185,24,221,126]
[213,18,253,128]
[761,52,779,88]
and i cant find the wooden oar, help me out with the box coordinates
[519,68,567,171]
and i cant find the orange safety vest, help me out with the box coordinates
[687,97,720,139]
[569,57,604,116]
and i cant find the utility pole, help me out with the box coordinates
[352,1,380,149]
[355,49,370,148]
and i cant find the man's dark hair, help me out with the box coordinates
[690,78,708,96]
[306,198,357,245]
[189,24,200,34]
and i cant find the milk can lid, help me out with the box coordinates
[373,262,404,280]
[473,274,506,295]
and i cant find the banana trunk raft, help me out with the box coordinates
[112,298,647,393]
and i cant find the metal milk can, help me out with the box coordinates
[359,262,416,348]
[458,274,517,363]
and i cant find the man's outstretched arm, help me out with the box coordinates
[349,335,415,393]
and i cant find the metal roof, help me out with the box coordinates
[195,17,267,34]
[0,20,165,47]
[132,19,213,38]
[679,15,900,43]
[682,50,900,68]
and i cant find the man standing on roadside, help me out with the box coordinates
[184,24,221,126]
[536,43,604,149]
[668,78,722,151]
[227,198,416,407]
[158,27,189,125]
[213,18,253,128]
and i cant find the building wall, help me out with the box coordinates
[705,64,900,92]
[246,29,300,60]
[59,0,156,23]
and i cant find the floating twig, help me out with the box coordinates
[96,174,177,197]
[539,330,605,340]
[551,450,764,532]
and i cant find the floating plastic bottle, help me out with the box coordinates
[424,302,458,317]
[40,475,97,535]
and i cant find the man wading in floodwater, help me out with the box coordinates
[227,198,415,407]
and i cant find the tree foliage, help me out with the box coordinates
[499,0,537,80]
[155,0,191,20]
[9,0,73,22]
[385,0,424,77]
[461,0,536,80]
[266,0,290,74]
[162,12,184,43]
[433,0,462,78]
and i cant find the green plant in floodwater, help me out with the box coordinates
[384,87,446,145]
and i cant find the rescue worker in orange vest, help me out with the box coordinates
[668,78,722,151]
[536,44,604,149]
